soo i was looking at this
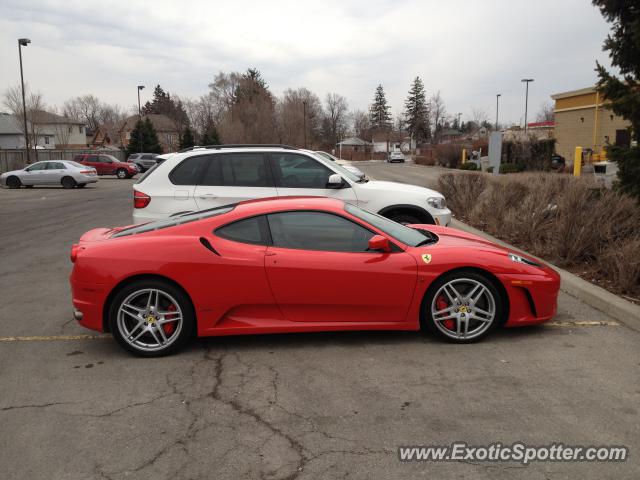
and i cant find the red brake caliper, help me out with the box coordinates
[437,295,455,331]
[162,303,177,336]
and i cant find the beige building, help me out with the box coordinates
[551,86,631,164]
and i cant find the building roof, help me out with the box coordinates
[118,114,179,133]
[550,86,596,100]
[527,121,554,128]
[31,110,84,125]
[0,113,23,135]
[337,137,371,146]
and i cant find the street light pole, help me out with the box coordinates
[18,38,31,164]
[137,85,145,116]
[302,100,307,149]
[521,79,534,132]
[496,94,501,131]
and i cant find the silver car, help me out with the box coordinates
[313,150,366,179]
[0,160,98,189]
[127,153,159,172]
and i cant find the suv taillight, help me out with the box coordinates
[133,190,151,208]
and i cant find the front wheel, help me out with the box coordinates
[116,168,128,179]
[422,271,503,343]
[6,176,21,189]
[108,279,195,357]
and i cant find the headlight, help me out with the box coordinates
[427,197,446,209]
[508,253,541,267]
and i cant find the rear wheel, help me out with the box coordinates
[6,176,21,189]
[77,183,86,188]
[116,168,127,179]
[422,271,503,343]
[61,176,76,189]
[108,279,195,357]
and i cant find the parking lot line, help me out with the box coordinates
[543,320,620,327]
[0,334,108,343]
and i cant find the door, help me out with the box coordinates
[84,155,101,174]
[45,161,66,184]
[21,162,49,185]
[193,153,278,210]
[269,152,357,204]
[98,155,117,175]
[264,211,417,324]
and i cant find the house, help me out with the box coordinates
[371,131,414,153]
[87,125,120,150]
[440,129,463,143]
[551,86,631,163]
[0,111,86,149]
[336,137,372,159]
[117,114,180,153]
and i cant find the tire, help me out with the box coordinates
[61,176,76,189]
[116,168,128,179]
[108,279,195,357]
[25,185,34,188]
[6,176,21,189]
[422,270,503,343]
[77,183,86,188]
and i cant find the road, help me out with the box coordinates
[0,171,638,480]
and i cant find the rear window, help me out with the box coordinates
[112,205,235,238]
[215,215,269,245]
[66,161,85,168]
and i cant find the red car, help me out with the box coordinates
[73,154,139,179]
[70,197,560,356]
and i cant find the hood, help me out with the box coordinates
[358,180,443,198]
[0,169,23,178]
[412,224,507,252]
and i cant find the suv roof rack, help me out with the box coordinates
[177,144,299,153]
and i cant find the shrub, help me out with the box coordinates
[459,162,478,171]
[414,155,435,166]
[437,173,487,220]
[435,144,464,168]
[502,138,555,171]
[499,163,524,174]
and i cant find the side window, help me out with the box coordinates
[271,154,333,189]
[216,216,269,245]
[47,162,65,169]
[141,155,154,160]
[267,212,374,252]
[27,162,47,171]
[201,153,270,187]
[169,155,208,185]
[99,156,112,163]
[87,155,98,162]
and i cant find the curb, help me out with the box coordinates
[450,219,640,332]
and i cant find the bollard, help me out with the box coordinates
[462,149,467,164]
[573,146,582,177]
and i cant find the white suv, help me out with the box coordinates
[132,145,451,226]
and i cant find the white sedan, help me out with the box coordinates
[0,160,98,189]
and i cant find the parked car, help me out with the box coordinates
[127,153,159,172]
[73,154,139,179]
[388,151,405,163]
[131,145,451,226]
[70,196,560,356]
[314,150,366,179]
[1,160,98,189]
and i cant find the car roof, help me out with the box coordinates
[231,196,345,216]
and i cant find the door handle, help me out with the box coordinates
[265,252,277,256]
[199,194,218,199]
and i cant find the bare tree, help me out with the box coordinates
[470,107,489,128]
[352,109,371,139]
[63,95,125,132]
[535,102,554,122]
[276,88,323,148]
[323,93,349,147]
[429,91,446,143]
[3,83,46,152]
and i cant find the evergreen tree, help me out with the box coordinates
[141,84,189,130]
[200,121,221,145]
[143,118,162,153]
[369,84,392,131]
[593,1,640,198]
[179,126,195,149]
[127,119,145,157]
[403,76,431,144]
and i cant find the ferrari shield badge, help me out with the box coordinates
[421,253,432,264]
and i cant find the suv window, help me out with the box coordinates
[271,153,333,189]
[98,156,114,163]
[267,211,374,252]
[201,153,271,187]
[73,155,83,162]
[216,215,270,245]
[141,154,155,160]
[87,155,99,162]
[169,155,209,185]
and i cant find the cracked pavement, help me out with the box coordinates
[1,172,638,479]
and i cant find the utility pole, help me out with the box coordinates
[302,100,307,149]
[137,85,145,116]
[18,38,31,163]
[496,94,501,131]
[521,79,534,132]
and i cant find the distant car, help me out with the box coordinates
[388,151,405,163]
[73,154,139,179]
[313,150,366,179]
[127,153,159,172]
[551,154,565,171]
[0,160,98,189]
[70,196,560,356]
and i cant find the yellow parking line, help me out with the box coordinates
[544,320,620,327]
[0,334,108,343]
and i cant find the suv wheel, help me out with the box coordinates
[116,168,128,179]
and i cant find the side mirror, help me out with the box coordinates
[368,235,391,253]
[326,173,345,189]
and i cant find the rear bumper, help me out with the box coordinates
[76,174,98,184]
[498,269,561,326]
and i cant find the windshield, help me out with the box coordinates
[309,152,361,182]
[345,203,434,247]
[112,205,235,238]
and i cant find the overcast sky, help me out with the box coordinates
[0,0,614,126]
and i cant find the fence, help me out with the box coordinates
[0,149,127,173]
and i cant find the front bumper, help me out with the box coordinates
[432,209,452,227]
[499,269,561,326]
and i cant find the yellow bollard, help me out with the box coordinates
[462,149,467,164]
[573,146,582,177]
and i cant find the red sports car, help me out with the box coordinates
[70,197,560,356]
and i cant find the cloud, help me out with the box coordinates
[0,0,613,124]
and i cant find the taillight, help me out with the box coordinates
[134,189,151,208]
[70,244,81,263]
[80,170,93,174]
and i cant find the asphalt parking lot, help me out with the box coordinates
[1,170,638,480]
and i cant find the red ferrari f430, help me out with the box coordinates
[70,197,560,356]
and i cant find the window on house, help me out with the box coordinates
[79,126,83,134]
[44,136,50,145]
